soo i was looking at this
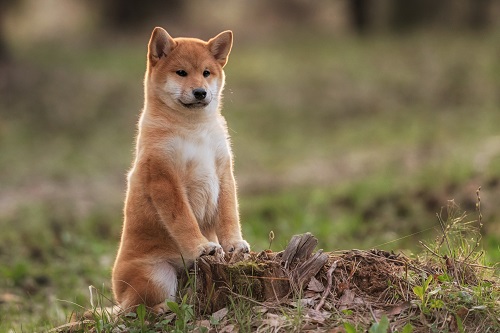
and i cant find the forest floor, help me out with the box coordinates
[52,230,499,333]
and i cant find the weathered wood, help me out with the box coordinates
[281,232,318,269]
[193,233,328,312]
[293,249,329,288]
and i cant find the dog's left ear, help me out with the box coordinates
[208,31,233,68]
[148,27,176,67]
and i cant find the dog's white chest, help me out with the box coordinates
[167,127,228,223]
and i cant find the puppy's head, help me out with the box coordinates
[146,27,233,114]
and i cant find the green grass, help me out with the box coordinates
[45,203,499,332]
[1,29,500,331]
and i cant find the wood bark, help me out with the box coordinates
[192,233,327,312]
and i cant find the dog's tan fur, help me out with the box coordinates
[112,27,249,313]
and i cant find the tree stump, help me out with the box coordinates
[193,233,328,313]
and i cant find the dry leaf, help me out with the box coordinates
[262,313,284,326]
[257,312,290,331]
[193,320,211,333]
[307,276,325,293]
[301,298,317,307]
[306,308,331,323]
[219,324,237,333]
[211,307,229,321]
[456,306,468,318]
[387,302,410,316]
[338,289,356,310]
[289,298,316,308]
[253,305,268,314]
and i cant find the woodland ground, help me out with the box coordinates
[53,227,500,333]
[0,30,499,331]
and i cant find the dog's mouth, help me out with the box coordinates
[179,100,209,109]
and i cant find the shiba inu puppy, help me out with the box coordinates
[112,27,249,313]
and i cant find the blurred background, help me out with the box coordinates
[1,0,500,330]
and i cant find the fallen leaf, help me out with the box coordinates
[289,298,316,308]
[211,307,229,321]
[253,305,268,314]
[257,313,289,333]
[219,324,237,333]
[387,302,410,316]
[301,298,317,307]
[262,313,286,327]
[308,276,325,293]
[456,306,468,318]
[306,308,331,323]
[193,320,210,332]
[339,289,355,311]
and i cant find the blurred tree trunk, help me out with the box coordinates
[0,0,13,63]
[100,0,185,30]
[468,0,494,30]
[346,0,496,33]
[269,0,317,25]
[349,0,372,33]
[0,33,8,63]
[389,0,446,31]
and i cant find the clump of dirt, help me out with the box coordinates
[193,242,411,313]
[333,249,406,296]
[188,233,498,332]
[55,232,498,333]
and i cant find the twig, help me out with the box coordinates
[368,304,378,322]
[47,320,95,333]
[270,277,281,304]
[419,241,441,258]
[464,187,483,263]
[315,260,338,311]
[397,280,407,302]
[437,211,452,256]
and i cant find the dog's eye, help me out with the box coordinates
[176,70,187,77]
[203,70,210,78]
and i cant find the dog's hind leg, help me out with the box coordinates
[114,261,178,314]
[148,261,178,313]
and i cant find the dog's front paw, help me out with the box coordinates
[196,242,223,258]
[222,239,250,254]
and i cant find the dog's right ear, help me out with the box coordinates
[148,27,176,67]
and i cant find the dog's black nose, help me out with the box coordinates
[193,88,207,100]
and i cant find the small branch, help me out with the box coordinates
[419,241,441,258]
[315,260,338,311]
[368,304,378,322]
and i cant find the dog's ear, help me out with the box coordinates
[148,27,176,67]
[208,31,233,68]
